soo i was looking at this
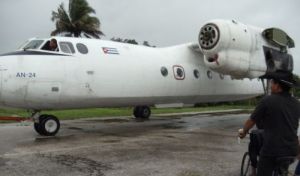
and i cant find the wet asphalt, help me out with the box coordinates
[0,113,297,176]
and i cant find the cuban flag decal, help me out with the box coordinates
[102,47,119,55]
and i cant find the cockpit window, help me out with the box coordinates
[18,40,30,50]
[41,39,59,52]
[76,43,88,54]
[59,42,75,54]
[23,40,44,50]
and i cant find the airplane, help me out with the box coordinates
[0,19,295,136]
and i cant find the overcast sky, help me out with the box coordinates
[1,0,299,73]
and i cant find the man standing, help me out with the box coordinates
[239,70,300,176]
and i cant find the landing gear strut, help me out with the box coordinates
[31,111,60,136]
[133,106,151,119]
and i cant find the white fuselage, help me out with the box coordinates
[0,37,263,110]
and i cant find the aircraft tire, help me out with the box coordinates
[140,106,151,119]
[33,115,47,135]
[34,123,44,135]
[39,115,60,136]
[133,106,142,118]
[133,106,151,119]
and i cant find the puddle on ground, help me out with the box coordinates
[163,135,176,138]
[196,130,234,138]
[102,139,121,143]
[177,120,186,124]
[67,127,83,131]
[88,118,131,123]
[207,111,251,116]
[34,135,76,143]
[162,123,184,129]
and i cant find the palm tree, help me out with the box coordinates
[51,0,104,38]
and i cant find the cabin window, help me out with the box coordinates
[177,68,183,77]
[173,65,185,80]
[76,43,88,54]
[194,69,200,79]
[219,74,224,80]
[207,70,213,79]
[23,40,44,50]
[60,42,75,54]
[161,67,168,77]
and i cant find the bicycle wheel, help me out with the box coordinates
[272,170,278,176]
[241,152,251,176]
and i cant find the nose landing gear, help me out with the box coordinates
[32,112,60,136]
[133,106,151,119]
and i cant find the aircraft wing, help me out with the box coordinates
[188,43,203,53]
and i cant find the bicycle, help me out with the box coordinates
[240,151,250,176]
[240,148,295,176]
[240,129,262,176]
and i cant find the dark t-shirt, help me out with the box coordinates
[250,92,300,157]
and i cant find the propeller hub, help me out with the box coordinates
[199,23,220,50]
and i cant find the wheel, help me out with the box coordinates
[34,123,44,135]
[133,106,151,119]
[140,106,151,119]
[272,171,279,176]
[39,115,60,136]
[133,106,141,118]
[240,152,251,176]
[33,115,47,135]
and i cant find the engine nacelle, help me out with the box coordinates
[198,19,294,79]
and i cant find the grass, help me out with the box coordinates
[0,104,254,121]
